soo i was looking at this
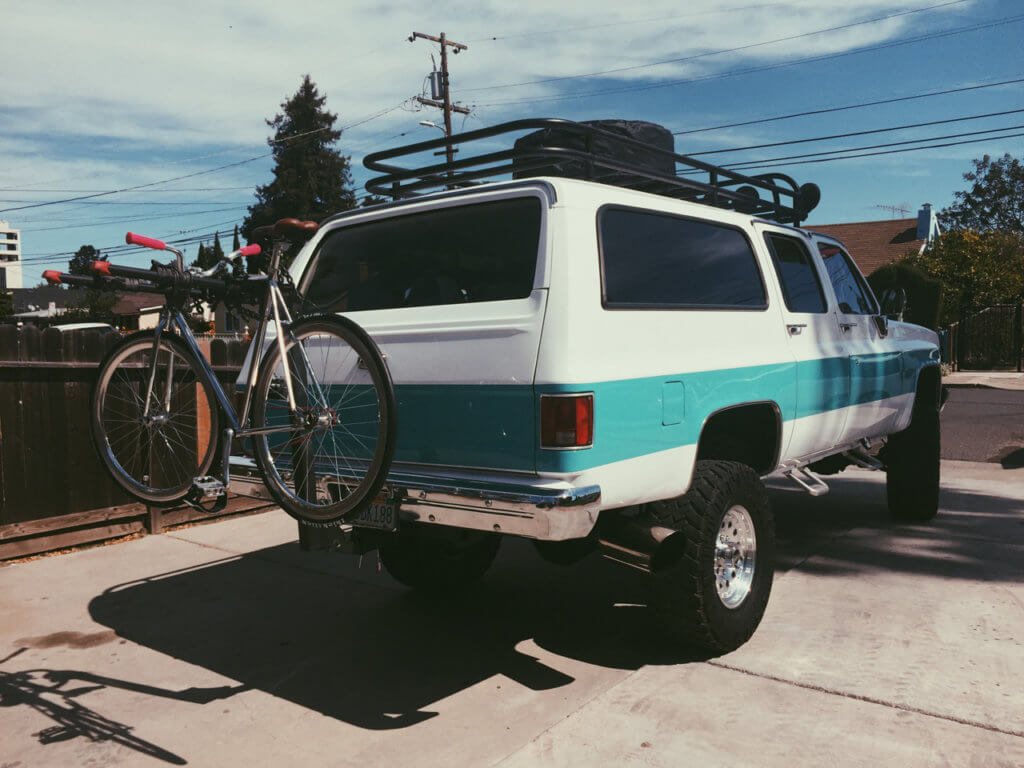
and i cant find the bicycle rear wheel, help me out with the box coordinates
[92,331,220,504]
[251,315,396,524]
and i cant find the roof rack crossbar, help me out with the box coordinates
[364,118,819,224]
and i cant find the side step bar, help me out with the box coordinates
[783,466,830,496]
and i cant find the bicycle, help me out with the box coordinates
[43,218,397,524]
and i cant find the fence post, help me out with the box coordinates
[1015,302,1023,373]
[956,304,966,372]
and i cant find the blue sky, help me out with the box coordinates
[4,0,1023,278]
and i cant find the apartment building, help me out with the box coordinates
[0,220,22,289]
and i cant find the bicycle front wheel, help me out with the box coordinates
[92,331,220,504]
[251,315,396,524]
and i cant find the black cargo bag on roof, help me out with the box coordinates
[512,119,675,188]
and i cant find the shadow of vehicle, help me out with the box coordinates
[86,470,1022,731]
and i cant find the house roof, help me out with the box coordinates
[110,292,163,316]
[808,218,924,276]
[11,285,86,313]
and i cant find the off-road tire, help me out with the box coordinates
[380,527,501,592]
[885,380,941,522]
[647,460,775,655]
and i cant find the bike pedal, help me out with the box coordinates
[192,476,227,500]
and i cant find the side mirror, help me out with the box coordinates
[880,287,907,320]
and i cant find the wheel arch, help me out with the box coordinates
[693,400,783,478]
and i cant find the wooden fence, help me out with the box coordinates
[0,325,273,560]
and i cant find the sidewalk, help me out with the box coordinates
[944,370,1024,390]
[1,460,1022,767]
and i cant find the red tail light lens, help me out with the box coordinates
[540,394,594,448]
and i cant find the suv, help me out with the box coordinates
[241,120,942,654]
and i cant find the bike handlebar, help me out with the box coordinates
[125,232,167,250]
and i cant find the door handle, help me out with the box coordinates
[787,323,807,335]
[840,322,858,332]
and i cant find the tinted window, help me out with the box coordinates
[299,198,542,312]
[765,234,826,313]
[817,242,877,314]
[600,208,766,308]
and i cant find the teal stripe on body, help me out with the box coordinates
[248,347,939,475]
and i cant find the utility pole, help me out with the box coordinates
[408,31,469,169]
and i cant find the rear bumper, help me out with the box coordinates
[229,458,601,541]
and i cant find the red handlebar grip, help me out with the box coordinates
[91,261,111,276]
[125,232,166,250]
[43,270,63,285]
[239,244,261,257]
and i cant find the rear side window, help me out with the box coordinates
[817,242,877,315]
[599,207,766,309]
[299,197,542,312]
[764,233,826,313]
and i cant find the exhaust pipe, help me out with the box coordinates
[597,513,684,574]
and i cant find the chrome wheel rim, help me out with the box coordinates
[714,505,757,609]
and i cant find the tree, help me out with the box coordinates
[940,153,1024,234]
[211,232,224,263]
[903,230,1024,325]
[64,287,119,321]
[0,290,12,319]
[242,75,357,262]
[867,262,942,330]
[69,244,100,275]
[232,225,241,251]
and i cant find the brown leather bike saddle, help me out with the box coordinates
[251,218,319,242]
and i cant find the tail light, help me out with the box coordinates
[540,393,594,449]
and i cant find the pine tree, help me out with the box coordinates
[194,243,208,269]
[212,232,224,263]
[232,225,241,251]
[242,75,357,257]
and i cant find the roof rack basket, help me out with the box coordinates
[364,118,821,225]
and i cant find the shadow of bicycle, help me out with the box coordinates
[0,648,245,765]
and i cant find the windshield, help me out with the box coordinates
[299,197,542,312]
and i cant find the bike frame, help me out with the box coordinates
[139,238,328,483]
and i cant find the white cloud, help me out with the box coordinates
[2,0,984,258]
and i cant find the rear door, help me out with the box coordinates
[759,226,850,458]
[292,190,552,473]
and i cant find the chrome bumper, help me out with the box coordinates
[228,458,601,541]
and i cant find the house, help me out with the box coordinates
[809,204,941,277]
[11,285,85,320]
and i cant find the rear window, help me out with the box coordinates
[299,197,542,312]
[599,207,766,309]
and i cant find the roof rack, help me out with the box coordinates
[363,118,821,225]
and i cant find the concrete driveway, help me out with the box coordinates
[1,460,1022,767]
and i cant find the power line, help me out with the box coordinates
[20,206,246,234]
[477,13,1024,108]
[20,219,246,265]
[463,0,968,93]
[708,123,1024,170]
[672,75,1024,136]
[0,156,268,215]
[0,186,255,193]
[683,107,1024,156]
[0,199,253,206]
[708,128,1024,173]
[0,101,412,213]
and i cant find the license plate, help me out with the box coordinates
[354,495,399,532]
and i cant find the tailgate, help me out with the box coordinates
[291,192,551,474]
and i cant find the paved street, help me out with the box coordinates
[942,388,1024,466]
[1,460,1022,767]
